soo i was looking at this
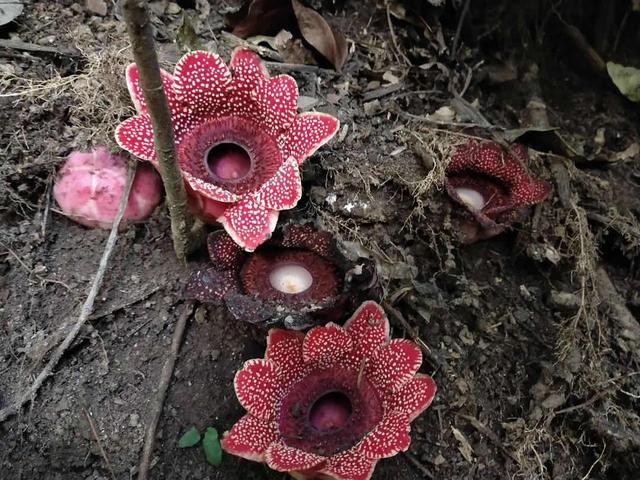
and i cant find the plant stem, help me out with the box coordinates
[121,0,195,262]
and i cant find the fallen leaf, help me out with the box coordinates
[291,0,348,70]
[226,0,296,38]
[607,62,640,103]
[0,0,23,26]
[451,426,475,463]
[178,426,201,448]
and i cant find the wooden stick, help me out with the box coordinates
[0,164,135,423]
[121,0,196,263]
[83,407,118,480]
[137,303,194,480]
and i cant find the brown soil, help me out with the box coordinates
[1,1,639,479]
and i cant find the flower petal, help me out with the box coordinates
[252,74,299,135]
[302,323,353,368]
[183,267,238,304]
[234,359,283,420]
[251,157,302,210]
[125,63,174,114]
[125,64,198,142]
[228,47,269,118]
[279,112,340,164]
[182,171,240,203]
[230,47,269,88]
[320,450,377,480]
[343,301,390,361]
[265,329,307,387]
[220,414,279,462]
[207,230,245,269]
[265,441,325,472]
[365,339,422,393]
[220,198,279,252]
[186,183,229,223]
[357,411,411,459]
[385,373,437,421]
[172,50,232,118]
[115,114,156,162]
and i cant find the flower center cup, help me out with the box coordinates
[454,187,485,211]
[309,391,352,432]
[269,264,314,294]
[206,143,251,181]
[240,250,340,304]
[278,369,383,456]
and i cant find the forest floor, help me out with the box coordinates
[1,1,640,479]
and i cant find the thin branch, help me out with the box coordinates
[451,0,471,59]
[83,408,117,480]
[0,164,135,423]
[137,303,195,480]
[121,0,196,263]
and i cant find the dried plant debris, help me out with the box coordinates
[226,0,348,70]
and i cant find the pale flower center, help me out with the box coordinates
[269,264,313,294]
[206,143,251,180]
[309,391,353,432]
[454,187,485,211]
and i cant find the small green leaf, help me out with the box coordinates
[202,427,222,466]
[178,426,201,448]
[607,62,640,103]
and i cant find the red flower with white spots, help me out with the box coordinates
[445,141,550,243]
[184,224,382,329]
[115,48,339,251]
[221,301,437,480]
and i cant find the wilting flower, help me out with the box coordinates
[184,224,381,329]
[445,141,550,243]
[221,301,437,480]
[115,48,339,251]
[53,147,162,229]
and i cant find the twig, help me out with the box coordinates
[0,39,79,57]
[385,2,411,66]
[395,107,501,130]
[0,164,135,423]
[382,300,442,371]
[402,451,434,478]
[558,19,607,78]
[121,0,196,263]
[137,302,195,480]
[450,0,471,59]
[263,61,335,75]
[83,408,117,480]
[580,440,606,480]
[362,82,404,101]
[457,413,519,463]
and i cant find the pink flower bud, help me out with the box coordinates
[53,147,163,229]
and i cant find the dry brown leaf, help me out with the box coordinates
[451,426,475,463]
[226,0,347,71]
[291,0,348,70]
[226,0,295,38]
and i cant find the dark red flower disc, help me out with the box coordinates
[240,249,341,305]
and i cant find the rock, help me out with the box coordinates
[541,392,566,410]
[86,0,108,16]
[549,290,581,313]
[166,2,182,14]
[129,413,140,427]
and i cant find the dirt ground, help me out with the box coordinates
[1,1,640,479]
